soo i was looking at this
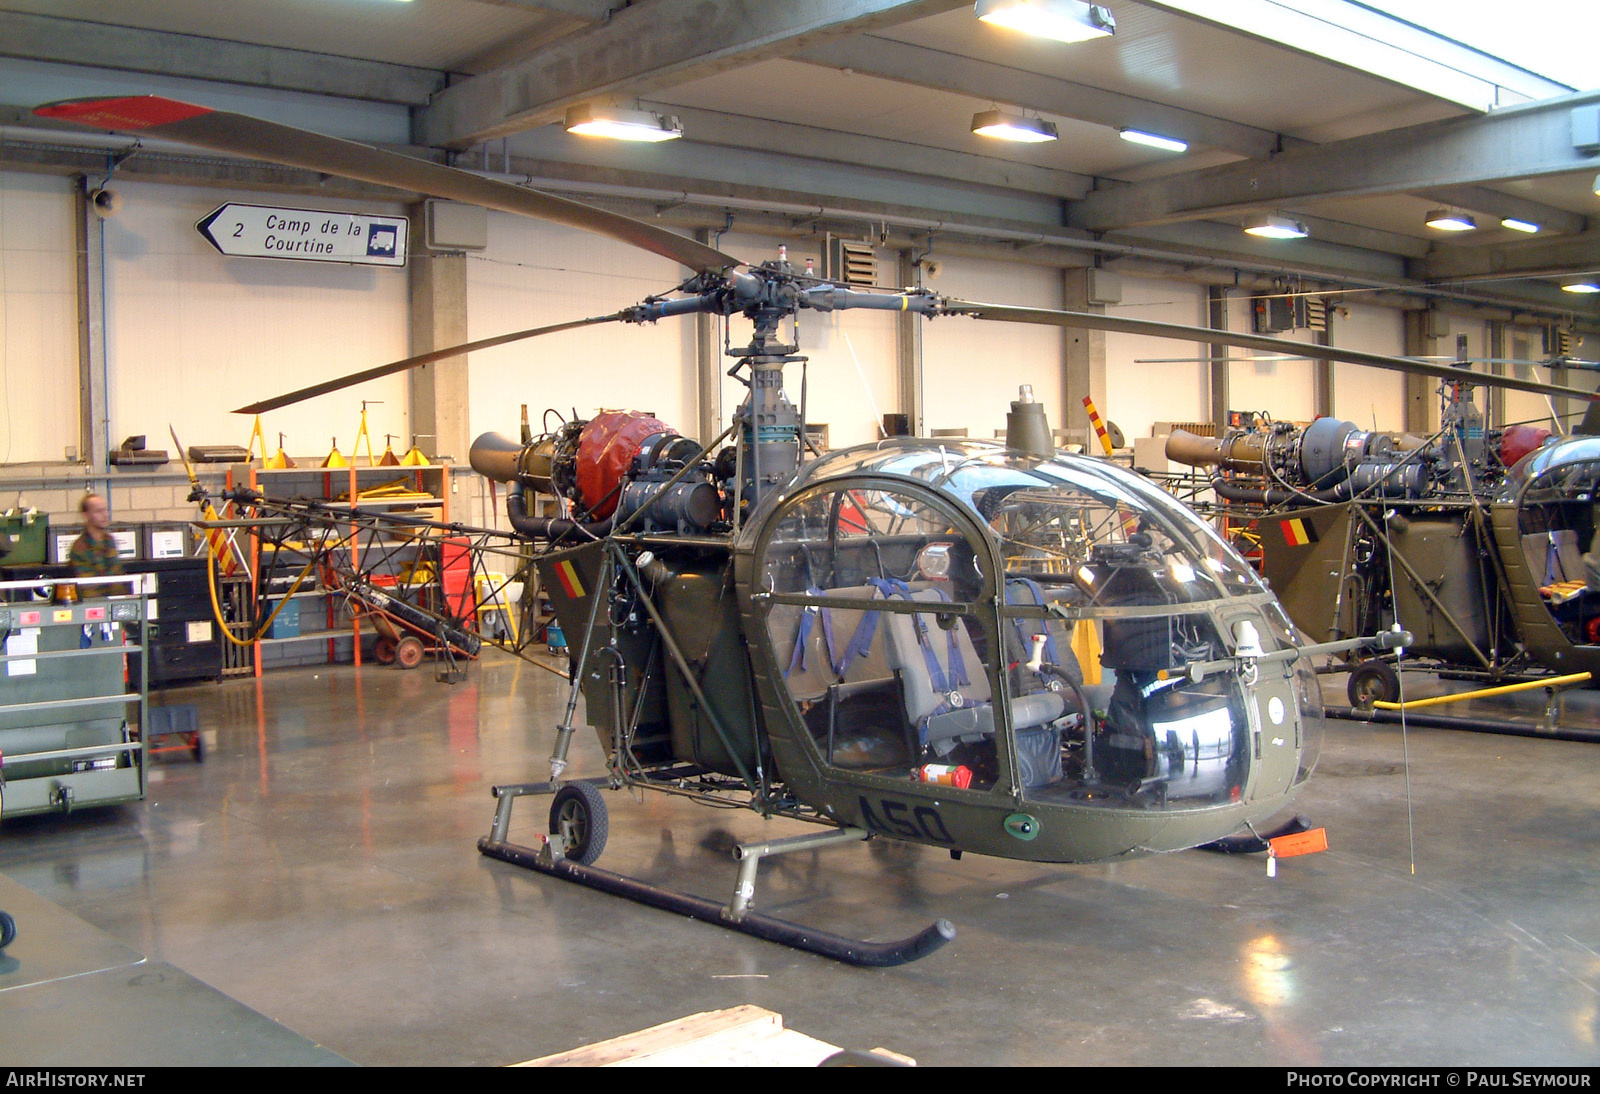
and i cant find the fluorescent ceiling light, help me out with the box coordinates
[1243,213,1309,240]
[1500,217,1540,234]
[1119,128,1188,153]
[564,104,683,143]
[1425,209,1476,231]
[974,0,1115,43]
[1562,279,1600,294]
[972,109,1059,143]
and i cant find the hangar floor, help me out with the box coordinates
[1,652,1598,1067]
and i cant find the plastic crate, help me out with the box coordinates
[266,598,301,639]
[0,512,48,565]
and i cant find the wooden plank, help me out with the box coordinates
[515,1005,842,1067]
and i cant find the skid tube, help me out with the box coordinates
[478,782,955,967]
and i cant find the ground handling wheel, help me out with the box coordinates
[395,635,425,670]
[374,636,397,665]
[1348,659,1400,709]
[548,782,608,865]
[0,910,16,950]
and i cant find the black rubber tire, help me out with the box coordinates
[191,733,205,764]
[0,910,16,950]
[1348,659,1400,709]
[549,783,608,865]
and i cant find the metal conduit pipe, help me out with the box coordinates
[1210,476,1351,506]
[1325,704,1600,744]
[9,124,1590,327]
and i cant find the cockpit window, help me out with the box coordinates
[759,483,1002,789]
[1516,456,1600,645]
[761,440,1264,601]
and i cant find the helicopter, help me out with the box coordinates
[36,94,1593,967]
[1163,370,1600,712]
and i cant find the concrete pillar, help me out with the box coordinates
[1062,269,1107,445]
[1487,320,1507,429]
[1403,310,1437,435]
[74,176,109,474]
[896,250,924,437]
[1314,327,1335,420]
[1207,286,1230,436]
[407,218,470,462]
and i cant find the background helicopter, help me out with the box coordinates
[39,94,1591,966]
[1163,365,1600,711]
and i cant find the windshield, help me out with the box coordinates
[756,439,1264,604]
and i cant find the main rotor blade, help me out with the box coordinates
[234,312,629,415]
[946,300,1597,403]
[35,96,742,275]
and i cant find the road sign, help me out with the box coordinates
[196,204,408,267]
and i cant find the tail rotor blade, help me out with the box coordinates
[234,312,629,415]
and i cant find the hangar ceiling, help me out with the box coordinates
[1,0,1596,325]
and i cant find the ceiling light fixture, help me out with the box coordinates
[564,104,683,143]
[972,109,1059,143]
[1119,128,1188,153]
[1561,278,1600,294]
[1500,217,1540,233]
[974,0,1115,43]
[1243,213,1309,240]
[1425,209,1476,231]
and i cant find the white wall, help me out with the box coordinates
[919,253,1064,441]
[1105,277,1209,440]
[0,171,78,464]
[466,212,690,443]
[102,180,411,459]
[1329,300,1406,431]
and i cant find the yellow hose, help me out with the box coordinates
[206,534,319,648]
[1372,671,1591,711]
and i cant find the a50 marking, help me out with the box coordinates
[858,796,955,844]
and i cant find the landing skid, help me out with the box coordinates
[478,782,955,968]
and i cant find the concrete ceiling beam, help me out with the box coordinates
[793,35,1284,159]
[0,12,445,105]
[416,0,969,148]
[1069,90,1600,231]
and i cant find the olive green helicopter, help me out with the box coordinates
[36,95,1594,966]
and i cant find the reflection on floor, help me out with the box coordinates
[1,653,1598,1066]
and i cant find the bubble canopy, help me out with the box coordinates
[745,438,1266,603]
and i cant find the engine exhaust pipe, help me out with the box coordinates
[470,431,556,488]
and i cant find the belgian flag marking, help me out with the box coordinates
[1280,518,1319,547]
[554,559,586,599]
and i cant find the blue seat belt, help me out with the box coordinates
[1005,578,1059,666]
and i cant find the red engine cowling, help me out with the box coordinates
[575,411,676,519]
[1500,423,1551,469]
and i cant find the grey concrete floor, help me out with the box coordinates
[2,652,1599,1066]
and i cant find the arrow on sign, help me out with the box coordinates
[196,203,408,267]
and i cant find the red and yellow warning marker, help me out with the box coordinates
[1082,395,1115,457]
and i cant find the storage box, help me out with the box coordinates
[51,524,140,565]
[266,598,301,639]
[144,522,193,560]
[0,512,48,565]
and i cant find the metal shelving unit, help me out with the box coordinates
[225,461,451,677]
